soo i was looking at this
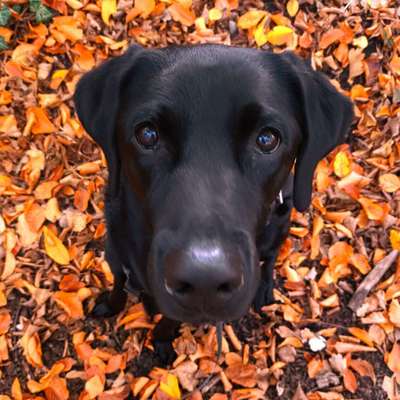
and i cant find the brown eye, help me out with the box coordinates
[135,123,159,149]
[256,128,280,153]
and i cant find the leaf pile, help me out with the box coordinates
[0,0,399,399]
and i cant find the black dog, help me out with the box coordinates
[74,44,353,361]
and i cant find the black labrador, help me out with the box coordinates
[74,44,353,361]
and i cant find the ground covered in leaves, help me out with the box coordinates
[0,0,399,399]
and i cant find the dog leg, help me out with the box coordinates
[141,293,181,365]
[92,239,128,318]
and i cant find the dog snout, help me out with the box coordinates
[163,241,244,307]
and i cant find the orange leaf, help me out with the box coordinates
[349,358,376,383]
[358,197,388,221]
[379,173,400,193]
[390,230,400,250]
[34,181,58,200]
[0,311,11,335]
[224,363,256,388]
[77,161,101,175]
[350,84,369,100]
[0,335,9,362]
[0,27,13,42]
[12,44,38,67]
[349,253,371,274]
[72,43,95,71]
[59,274,85,292]
[387,342,400,373]
[11,378,23,400]
[348,327,374,347]
[0,90,12,105]
[53,291,84,319]
[26,107,56,134]
[343,368,357,393]
[307,356,324,378]
[310,214,324,259]
[168,3,196,26]
[74,187,91,212]
[21,326,43,368]
[43,226,70,265]
[134,0,156,18]
[0,115,18,133]
[50,16,83,43]
[319,28,344,49]
[388,299,400,326]
[44,376,69,400]
[25,202,45,232]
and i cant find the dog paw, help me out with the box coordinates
[91,291,125,318]
[253,280,274,313]
[153,340,176,365]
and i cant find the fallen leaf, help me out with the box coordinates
[286,0,299,17]
[43,226,70,265]
[390,230,400,250]
[266,25,294,46]
[159,374,181,399]
[53,291,84,319]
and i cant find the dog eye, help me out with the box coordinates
[256,128,280,153]
[135,123,159,149]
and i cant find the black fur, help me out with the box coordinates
[74,44,353,363]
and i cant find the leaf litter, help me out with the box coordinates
[0,0,400,399]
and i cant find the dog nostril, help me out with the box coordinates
[175,281,194,295]
[217,282,233,293]
[165,280,194,296]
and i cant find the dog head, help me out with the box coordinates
[74,45,353,323]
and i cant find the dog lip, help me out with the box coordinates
[164,280,174,295]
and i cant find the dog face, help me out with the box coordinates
[74,45,353,323]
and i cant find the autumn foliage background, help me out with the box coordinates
[0,0,399,399]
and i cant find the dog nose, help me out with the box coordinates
[163,241,243,305]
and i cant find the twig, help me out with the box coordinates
[349,250,399,312]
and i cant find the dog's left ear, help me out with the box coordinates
[281,52,354,212]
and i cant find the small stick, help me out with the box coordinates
[216,321,223,360]
[349,250,399,312]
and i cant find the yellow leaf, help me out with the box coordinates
[333,151,351,178]
[85,375,104,399]
[101,0,117,25]
[390,230,400,250]
[237,10,267,30]
[43,226,70,265]
[266,25,294,46]
[208,7,222,21]
[389,299,400,326]
[159,374,181,399]
[254,16,268,47]
[286,0,299,17]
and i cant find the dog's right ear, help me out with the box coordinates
[74,45,143,197]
